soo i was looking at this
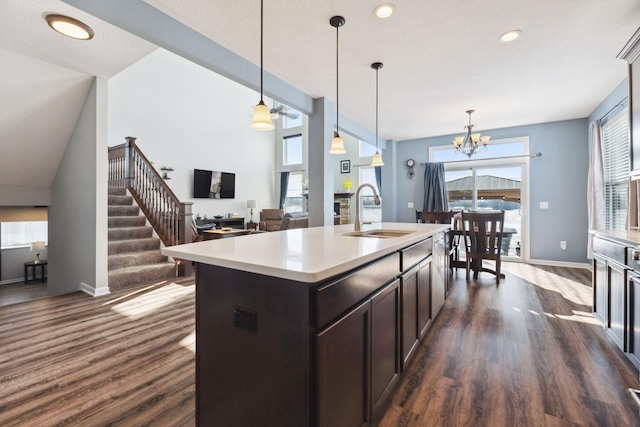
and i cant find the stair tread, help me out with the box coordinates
[108,250,164,259]
[108,262,174,275]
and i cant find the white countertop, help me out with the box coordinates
[162,222,448,282]
[590,229,640,247]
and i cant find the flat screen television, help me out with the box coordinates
[193,169,235,199]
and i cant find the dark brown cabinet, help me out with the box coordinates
[628,274,640,369]
[196,233,445,426]
[608,260,627,352]
[431,232,447,318]
[401,265,420,369]
[417,258,432,339]
[371,279,400,417]
[317,300,371,427]
[593,254,608,324]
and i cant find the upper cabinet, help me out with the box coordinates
[618,28,640,176]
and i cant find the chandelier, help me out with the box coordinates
[452,109,490,158]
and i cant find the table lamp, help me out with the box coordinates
[247,200,257,223]
[31,241,45,264]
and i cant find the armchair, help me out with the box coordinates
[259,209,285,231]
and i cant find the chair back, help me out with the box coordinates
[416,210,453,225]
[461,210,505,260]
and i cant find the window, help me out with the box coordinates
[283,134,303,166]
[359,140,377,158]
[1,221,48,249]
[602,108,630,231]
[359,166,382,222]
[283,108,303,129]
[284,171,304,213]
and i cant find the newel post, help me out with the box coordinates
[124,136,136,189]
[177,202,193,276]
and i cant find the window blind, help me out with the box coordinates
[602,108,630,230]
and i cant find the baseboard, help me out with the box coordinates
[527,258,591,270]
[80,282,111,297]
[0,278,28,286]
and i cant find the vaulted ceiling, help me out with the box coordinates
[0,0,638,200]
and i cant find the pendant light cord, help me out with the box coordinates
[335,22,339,136]
[260,0,264,102]
[375,67,379,150]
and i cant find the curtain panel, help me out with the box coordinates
[279,171,290,210]
[422,162,448,212]
[587,120,605,259]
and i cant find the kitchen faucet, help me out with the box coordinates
[354,183,381,232]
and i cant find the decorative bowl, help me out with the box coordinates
[214,215,224,219]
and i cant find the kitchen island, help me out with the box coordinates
[163,222,449,427]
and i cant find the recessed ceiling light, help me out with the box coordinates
[374,4,395,19]
[499,30,522,43]
[46,14,94,40]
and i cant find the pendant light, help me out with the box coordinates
[371,62,384,167]
[329,16,346,154]
[250,0,274,131]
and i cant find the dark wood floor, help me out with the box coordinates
[0,263,639,426]
[0,280,48,307]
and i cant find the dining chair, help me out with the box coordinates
[461,210,505,284]
[416,210,456,273]
[415,210,453,225]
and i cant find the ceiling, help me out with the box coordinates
[142,0,640,141]
[0,0,638,193]
[0,0,155,191]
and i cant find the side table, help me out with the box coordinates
[24,260,47,283]
[246,222,258,231]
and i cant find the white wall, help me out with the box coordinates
[49,78,110,296]
[108,49,277,217]
[0,246,48,283]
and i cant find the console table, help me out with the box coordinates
[196,217,245,231]
[24,260,47,283]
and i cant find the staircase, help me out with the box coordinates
[108,187,176,290]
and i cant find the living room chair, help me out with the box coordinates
[461,210,505,284]
[259,209,285,231]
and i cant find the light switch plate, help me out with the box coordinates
[408,202,414,208]
[540,202,549,209]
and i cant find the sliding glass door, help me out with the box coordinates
[445,163,524,261]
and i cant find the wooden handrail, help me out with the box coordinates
[108,137,195,276]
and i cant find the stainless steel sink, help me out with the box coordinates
[343,229,415,238]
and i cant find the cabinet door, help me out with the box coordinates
[432,231,446,317]
[593,254,607,325]
[628,275,640,369]
[401,265,419,370]
[317,300,371,427]
[418,258,432,339]
[607,261,627,352]
[371,279,400,417]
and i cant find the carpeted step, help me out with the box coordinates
[108,263,176,290]
[108,216,146,228]
[108,187,127,196]
[108,205,140,217]
[108,250,168,270]
[108,195,134,206]
[108,237,160,255]
[108,226,153,241]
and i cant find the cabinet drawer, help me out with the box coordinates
[593,237,626,264]
[400,238,432,271]
[316,252,400,330]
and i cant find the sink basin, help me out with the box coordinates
[343,229,416,238]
